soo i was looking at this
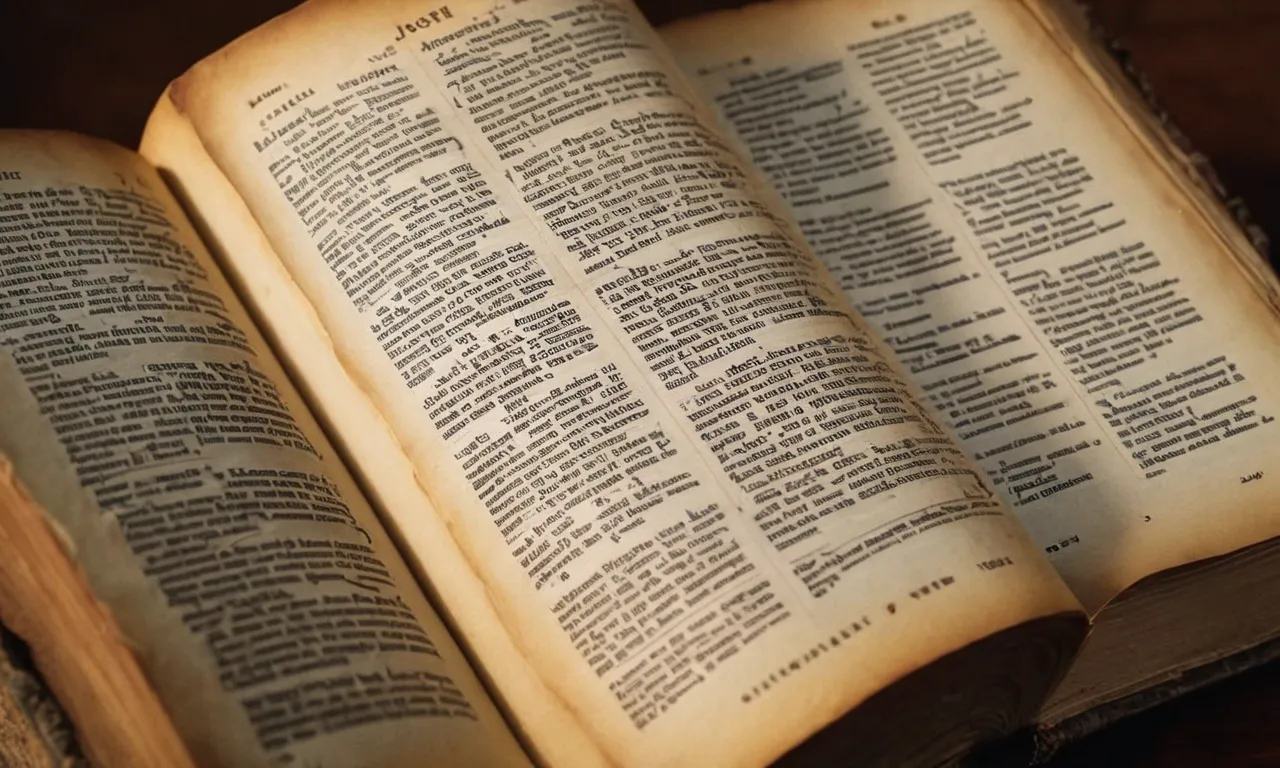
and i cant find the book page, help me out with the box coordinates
[0,132,528,768]
[164,0,1083,765]
[662,0,1280,610]
[142,93,611,768]
[1020,0,1280,318]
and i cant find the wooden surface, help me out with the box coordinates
[1,1,1279,766]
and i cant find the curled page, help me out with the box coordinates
[0,132,528,768]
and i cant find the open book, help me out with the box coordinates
[2,0,1278,765]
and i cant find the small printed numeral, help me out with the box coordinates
[976,557,1014,571]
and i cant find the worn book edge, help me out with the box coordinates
[1024,1,1279,758]
[0,458,195,768]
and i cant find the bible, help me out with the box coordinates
[0,0,1277,766]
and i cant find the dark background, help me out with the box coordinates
[3,0,1280,765]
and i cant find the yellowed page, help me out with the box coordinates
[0,132,528,768]
[1022,0,1280,316]
[142,94,610,768]
[663,0,1280,611]
[158,0,1083,765]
